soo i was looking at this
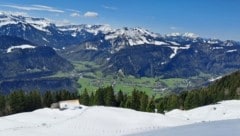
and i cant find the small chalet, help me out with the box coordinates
[51,99,81,110]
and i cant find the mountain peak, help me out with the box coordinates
[166,32,199,38]
[0,12,52,32]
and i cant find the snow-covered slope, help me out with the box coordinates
[165,100,240,123]
[0,106,188,136]
[104,27,162,46]
[0,12,52,32]
[58,24,114,35]
[130,119,240,136]
[0,100,240,136]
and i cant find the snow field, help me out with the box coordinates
[0,100,240,136]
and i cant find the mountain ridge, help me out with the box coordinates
[0,12,240,79]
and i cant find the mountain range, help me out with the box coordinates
[0,12,239,92]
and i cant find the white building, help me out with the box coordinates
[51,99,81,110]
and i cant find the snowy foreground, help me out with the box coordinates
[0,100,240,136]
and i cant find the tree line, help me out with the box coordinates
[80,71,240,113]
[80,87,156,112]
[156,71,240,112]
[0,90,78,116]
[0,71,240,116]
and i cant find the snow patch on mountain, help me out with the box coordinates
[182,32,199,38]
[224,41,234,46]
[166,32,199,39]
[104,27,162,46]
[226,49,237,53]
[211,47,223,50]
[208,76,223,82]
[154,41,168,45]
[85,45,98,50]
[7,44,36,53]
[207,40,220,44]
[59,24,113,35]
[169,44,190,59]
[42,37,49,42]
[168,41,180,46]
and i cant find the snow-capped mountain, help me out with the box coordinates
[58,24,167,53]
[0,12,52,32]
[0,12,86,48]
[0,12,238,52]
[0,12,240,78]
[166,32,199,39]
[0,12,180,51]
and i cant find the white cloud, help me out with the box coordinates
[66,9,80,13]
[70,12,80,17]
[170,26,177,30]
[102,5,117,10]
[0,11,29,16]
[84,11,98,18]
[2,4,64,13]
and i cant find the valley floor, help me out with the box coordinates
[0,100,240,136]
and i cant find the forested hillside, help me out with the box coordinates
[0,71,239,116]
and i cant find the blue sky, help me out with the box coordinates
[0,0,240,40]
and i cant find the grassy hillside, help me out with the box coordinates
[156,70,240,112]
[49,60,216,96]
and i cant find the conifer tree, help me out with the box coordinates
[140,92,148,111]
[166,94,179,110]
[147,96,155,112]
[0,95,6,115]
[9,91,26,114]
[89,92,95,105]
[43,91,54,107]
[26,91,42,111]
[125,96,132,109]
[81,88,90,106]
[105,86,116,106]
[131,89,140,110]
[94,88,105,105]
[116,90,124,107]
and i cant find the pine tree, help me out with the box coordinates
[89,92,95,105]
[125,96,132,109]
[140,92,148,111]
[184,91,200,110]
[131,89,140,110]
[24,91,41,111]
[116,90,124,107]
[9,91,26,114]
[81,88,90,106]
[156,98,165,113]
[147,96,155,112]
[94,88,105,105]
[105,86,116,106]
[0,95,6,115]
[166,94,179,110]
[29,91,42,111]
[43,91,54,107]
